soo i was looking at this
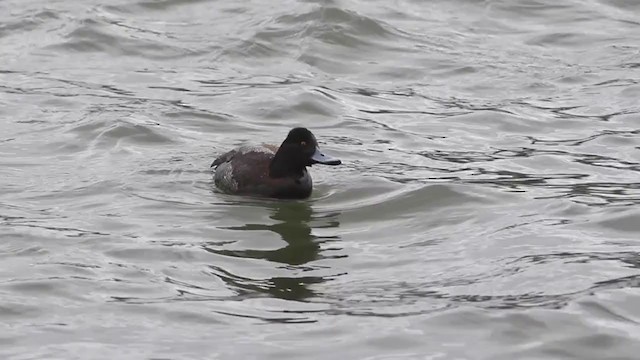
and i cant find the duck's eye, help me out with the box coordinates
[300,141,306,146]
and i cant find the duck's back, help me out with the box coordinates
[212,145,312,198]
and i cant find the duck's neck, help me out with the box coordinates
[269,147,306,179]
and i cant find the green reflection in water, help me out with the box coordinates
[207,201,343,301]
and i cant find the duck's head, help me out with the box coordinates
[269,127,341,178]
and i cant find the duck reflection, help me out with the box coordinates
[205,201,342,301]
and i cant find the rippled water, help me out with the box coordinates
[2,0,640,358]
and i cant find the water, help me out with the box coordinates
[1,0,640,358]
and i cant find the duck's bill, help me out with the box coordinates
[311,147,341,165]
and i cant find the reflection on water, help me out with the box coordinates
[204,201,343,301]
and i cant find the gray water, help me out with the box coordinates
[1,0,640,358]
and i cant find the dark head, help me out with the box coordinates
[269,128,341,178]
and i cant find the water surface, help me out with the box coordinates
[1,0,640,358]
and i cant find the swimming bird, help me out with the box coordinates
[211,128,341,199]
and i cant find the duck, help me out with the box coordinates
[211,127,341,199]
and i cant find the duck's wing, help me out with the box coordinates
[262,143,279,153]
[211,145,277,169]
[211,149,238,168]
